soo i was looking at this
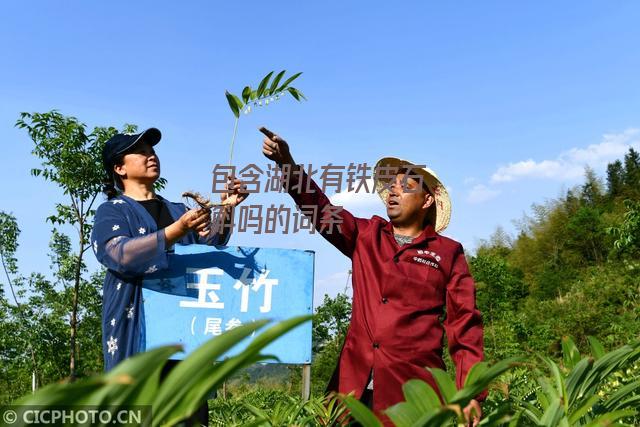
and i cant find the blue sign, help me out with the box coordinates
[142,244,314,364]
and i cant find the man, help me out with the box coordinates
[260,127,485,426]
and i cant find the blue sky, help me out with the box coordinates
[1,1,639,303]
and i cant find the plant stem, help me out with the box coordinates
[229,116,239,166]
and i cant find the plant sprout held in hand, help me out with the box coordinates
[224,70,305,165]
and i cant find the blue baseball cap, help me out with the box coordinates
[102,127,161,173]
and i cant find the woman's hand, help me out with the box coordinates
[165,207,211,246]
[178,207,211,233]
[220,175,249,208]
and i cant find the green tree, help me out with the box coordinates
[312,293,351,354]
[0,212,104,402]
[15,111,134,380]
[623,147,640,192]
[0,212,39,399]
[471,252,527,359]
[565,206,606,264]
[311,293,352,396]
[580,167,604,206]
[606,159,624,198]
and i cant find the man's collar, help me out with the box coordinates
[382,220,438,243]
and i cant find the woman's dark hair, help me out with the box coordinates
[102,154,125,200]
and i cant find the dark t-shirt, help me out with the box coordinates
[137,198,174,229]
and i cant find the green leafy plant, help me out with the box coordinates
[208,392,347,427]
[224,70,305,164]
[11,316,311,426]
[337,337,640,426]
[341,357,523,427]
[516,336,640,426]
[608,199,640,254]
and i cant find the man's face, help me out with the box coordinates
[386,174,434,227]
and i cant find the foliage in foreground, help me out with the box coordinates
[8,314,640,427]
[342,337,640,427]
[8,316,310,427]
[210,391,347,427]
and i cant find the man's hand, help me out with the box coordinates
[260,126,294,166]
[463,399,482,427]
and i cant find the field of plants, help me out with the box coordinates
[1,112,639,425]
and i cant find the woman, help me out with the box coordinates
[91,127,247,372]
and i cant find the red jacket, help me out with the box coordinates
[288,170,485,417]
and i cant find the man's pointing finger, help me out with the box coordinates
[259,126,275,139]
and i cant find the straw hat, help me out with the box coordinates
[373,157,451,233]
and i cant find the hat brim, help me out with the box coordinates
[116,127,162,156]
[373,157,451,233]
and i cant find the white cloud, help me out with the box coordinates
[490,128,640,183]
[466,184,501,204]
[463,177,477,186]
[329,178,384,217]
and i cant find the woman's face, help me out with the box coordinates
[114,142,161,185]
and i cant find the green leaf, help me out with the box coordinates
[568,394,600,425]
[341,395,383,427]
[256,71,274,98]
[277,71,302,91]
[83,345,180,406]
[225,90,240,118]
[463,361,489,388]
[402,379,441,413]
[154,316,310,425]
[242,86,252,104]
[562,336,581,370]
[231,93,244,112]
[583,409,638,427]
[268,70,286,95]
[296,88,307,100]
[13,378,107,406]
[542,356,567,407]
[578,343,639,398]
[411,407,460,427]
[536,376,557,409]
[451,357,523,404]
[520,406,543,425]
[287,87,307,101]
[601,379,640,412]
[152,320,268,420]
[428,368,456,403]
[478,403,516,427]
[243,402,269,420]
[565,357,593,403]
[587,336,606,360]
[384,401,419,427]
[538,399,565,426]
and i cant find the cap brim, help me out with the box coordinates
[116,127,162,156]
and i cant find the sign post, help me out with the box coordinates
[302,364,311,401]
